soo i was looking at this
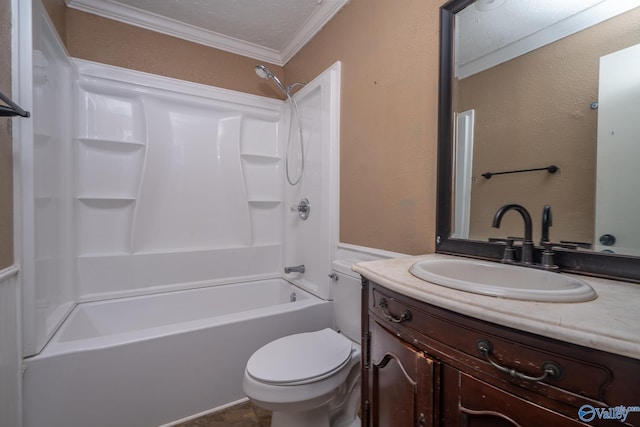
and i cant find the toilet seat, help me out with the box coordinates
[246,328,353,385]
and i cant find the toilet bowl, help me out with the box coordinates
[242,262,362,427]
[243,329,360,427]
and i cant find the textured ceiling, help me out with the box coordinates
[67,0,349,65]
[455,0,640,78]
[456,0,603,66]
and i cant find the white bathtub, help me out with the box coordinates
[23,279,333,427]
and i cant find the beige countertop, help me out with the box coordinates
[353,253,640,360]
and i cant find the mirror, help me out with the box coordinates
[436,0,640,282]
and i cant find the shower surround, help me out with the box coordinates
[74,59,286,299]
[20,5,341,426]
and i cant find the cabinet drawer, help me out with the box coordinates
[369,285,615,405]
[459,373,589,426]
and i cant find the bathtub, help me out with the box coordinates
[23,279,333,427]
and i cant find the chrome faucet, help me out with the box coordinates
[492,204,534,264]
[284,264,305,274]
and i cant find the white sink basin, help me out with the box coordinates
[409,258,597,302]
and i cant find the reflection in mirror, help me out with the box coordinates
[437,0,640,282]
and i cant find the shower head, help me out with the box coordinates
[254,64,271,80]
[255,64,288,96]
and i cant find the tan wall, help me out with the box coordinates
[286,0,440,254]
[455,9,640,244]
[0,1,13,268]
[65,9,285,99]
[42,0,66,43]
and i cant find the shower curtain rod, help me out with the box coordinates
[0,89,30,118]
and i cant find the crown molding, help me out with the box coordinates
[279,0,349,64]
[66,0,349,66]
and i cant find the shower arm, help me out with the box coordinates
[286,82,307,95]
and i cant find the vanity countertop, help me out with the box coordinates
[353,253,640,360]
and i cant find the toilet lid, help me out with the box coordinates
[246,328,353,385]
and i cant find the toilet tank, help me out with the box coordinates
[331,260,362,342]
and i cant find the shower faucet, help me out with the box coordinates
[284,265,305,274]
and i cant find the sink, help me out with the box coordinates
[409,258,597,302]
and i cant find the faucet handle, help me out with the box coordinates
[542,241,578,251]
[489,238,516,262]
[559,240,592,249]
[539,241,578,272]
[489,237,515,245]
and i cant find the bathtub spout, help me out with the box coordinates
[284,265,305,274]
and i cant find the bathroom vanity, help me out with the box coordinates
[356,0,640,424]
[354,255,640,427]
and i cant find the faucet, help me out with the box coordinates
[541,205,552,245]
[284,264,305,274]
[538,205,581,270]
[492,204,534,264]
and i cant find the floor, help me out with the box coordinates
[174,401,271,427]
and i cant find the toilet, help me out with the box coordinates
[242,260,362,427]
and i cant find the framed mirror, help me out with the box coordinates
[436,0,640,282]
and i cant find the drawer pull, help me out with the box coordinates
[379,298,412,323]
[476,339,563,382]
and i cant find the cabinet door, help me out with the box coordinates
[367,320,439,427]
[457,373,588,427]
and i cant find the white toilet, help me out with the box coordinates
[242,260,362,427]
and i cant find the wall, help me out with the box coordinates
[54,0,441,255]
[41,0,66,43]
[286,0,440,254]
[65,8,284,99]
[455,9,640,244]
[0,0,13,268]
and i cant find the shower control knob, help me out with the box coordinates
[328,273,338,281]
[290,198,310,221]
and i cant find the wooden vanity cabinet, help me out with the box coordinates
[361,278,640,427]
[367,320,439,426]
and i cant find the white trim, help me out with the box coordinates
[336,242,407,260]
[0,265,19,282]
[73,58,284,109]
[8,2,27,425]
[457,0,640,79]
[452,110,474,239]
[13,0,35,360]
[66,0,349,66]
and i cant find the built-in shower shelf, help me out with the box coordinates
[76,137,145,148]
[242,153,282,202]
[77,251,132,258]
[248,201,282,246]
[77,138,144,199]
[77,196,137,202]
[248,200,282,206]
[77,197,135,257]
[240,153,281,163]
[34,133,52,145]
